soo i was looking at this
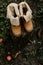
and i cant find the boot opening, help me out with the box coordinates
[23,4,28,15]
[13,9,17,17]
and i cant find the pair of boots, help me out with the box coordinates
[7,2,33,37]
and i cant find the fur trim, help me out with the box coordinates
[19,2,32,22]
[10,16,20,26]
[7,3,20,26]
[23,11,32,22]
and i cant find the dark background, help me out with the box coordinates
[0,0,43,65]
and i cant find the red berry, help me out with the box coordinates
[0,38,3,43]
[6,55,12,61]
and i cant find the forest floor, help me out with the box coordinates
[0,0,43,65]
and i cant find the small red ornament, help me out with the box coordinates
[0,38,3,43]
[6,55,12,61]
